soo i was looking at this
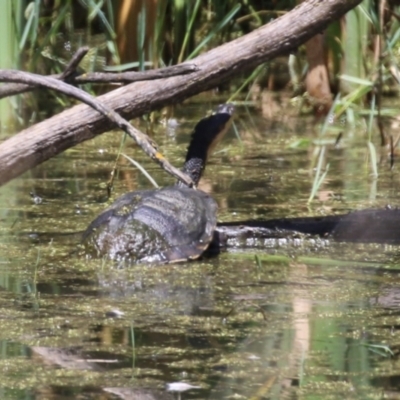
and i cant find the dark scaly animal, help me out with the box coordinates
[82,104,235,263]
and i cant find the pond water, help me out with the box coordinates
[1,100,400,399]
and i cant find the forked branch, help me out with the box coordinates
[0,70,193,186]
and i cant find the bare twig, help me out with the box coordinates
[0,63,198,100]
[0,70,193,186]
[60,46,90,79]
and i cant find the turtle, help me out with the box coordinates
[82,103,235,263]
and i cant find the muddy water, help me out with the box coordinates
[1,102,400,399]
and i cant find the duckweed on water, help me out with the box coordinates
[1,105,400,398]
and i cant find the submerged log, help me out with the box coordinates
[215,208,400,248]
[0,0,362,187]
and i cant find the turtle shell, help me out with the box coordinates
[82,186,217,263]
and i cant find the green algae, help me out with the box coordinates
[1,105,400,399]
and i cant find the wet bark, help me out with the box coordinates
[0,0,362,186]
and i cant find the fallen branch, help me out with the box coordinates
[0,0,362,186]
[0,59,198,99]
[0,70,193,186]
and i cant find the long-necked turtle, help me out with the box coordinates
[82,104,234,263]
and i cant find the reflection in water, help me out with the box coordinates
[1,104,400,399]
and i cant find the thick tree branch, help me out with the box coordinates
[0,0,362,186]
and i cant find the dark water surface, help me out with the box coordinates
[1,102,400,399]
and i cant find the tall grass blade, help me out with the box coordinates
[339,75,374,86]
[320,93,341,137]
[187,3,241,60]
[341,0,370,92]
[367,94,376,141]
[137,3,146,71]
[29,0,41,56]
[153,0,168,66]
[367,141,378,178]
[231,120,242,144]
[19,2,35,51]
[87,0,119,65]
[307,94,343,203]
[336,84,371,117]
[0,1,19,127]
[389,27,400,48]
[366,93,378,176]
[31,1,71,68]
[101,0,121,64]
[228,63,265,102]
[121,153,159,188]
[130,321,136,377]
[357,3,373,24]
[87,0,117,39]
[288,54,301,91]
[308,147,329,204]
[177,0,201,63]
[108,132,128,191]
[105,0,115,30]
[174,0,186,63]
